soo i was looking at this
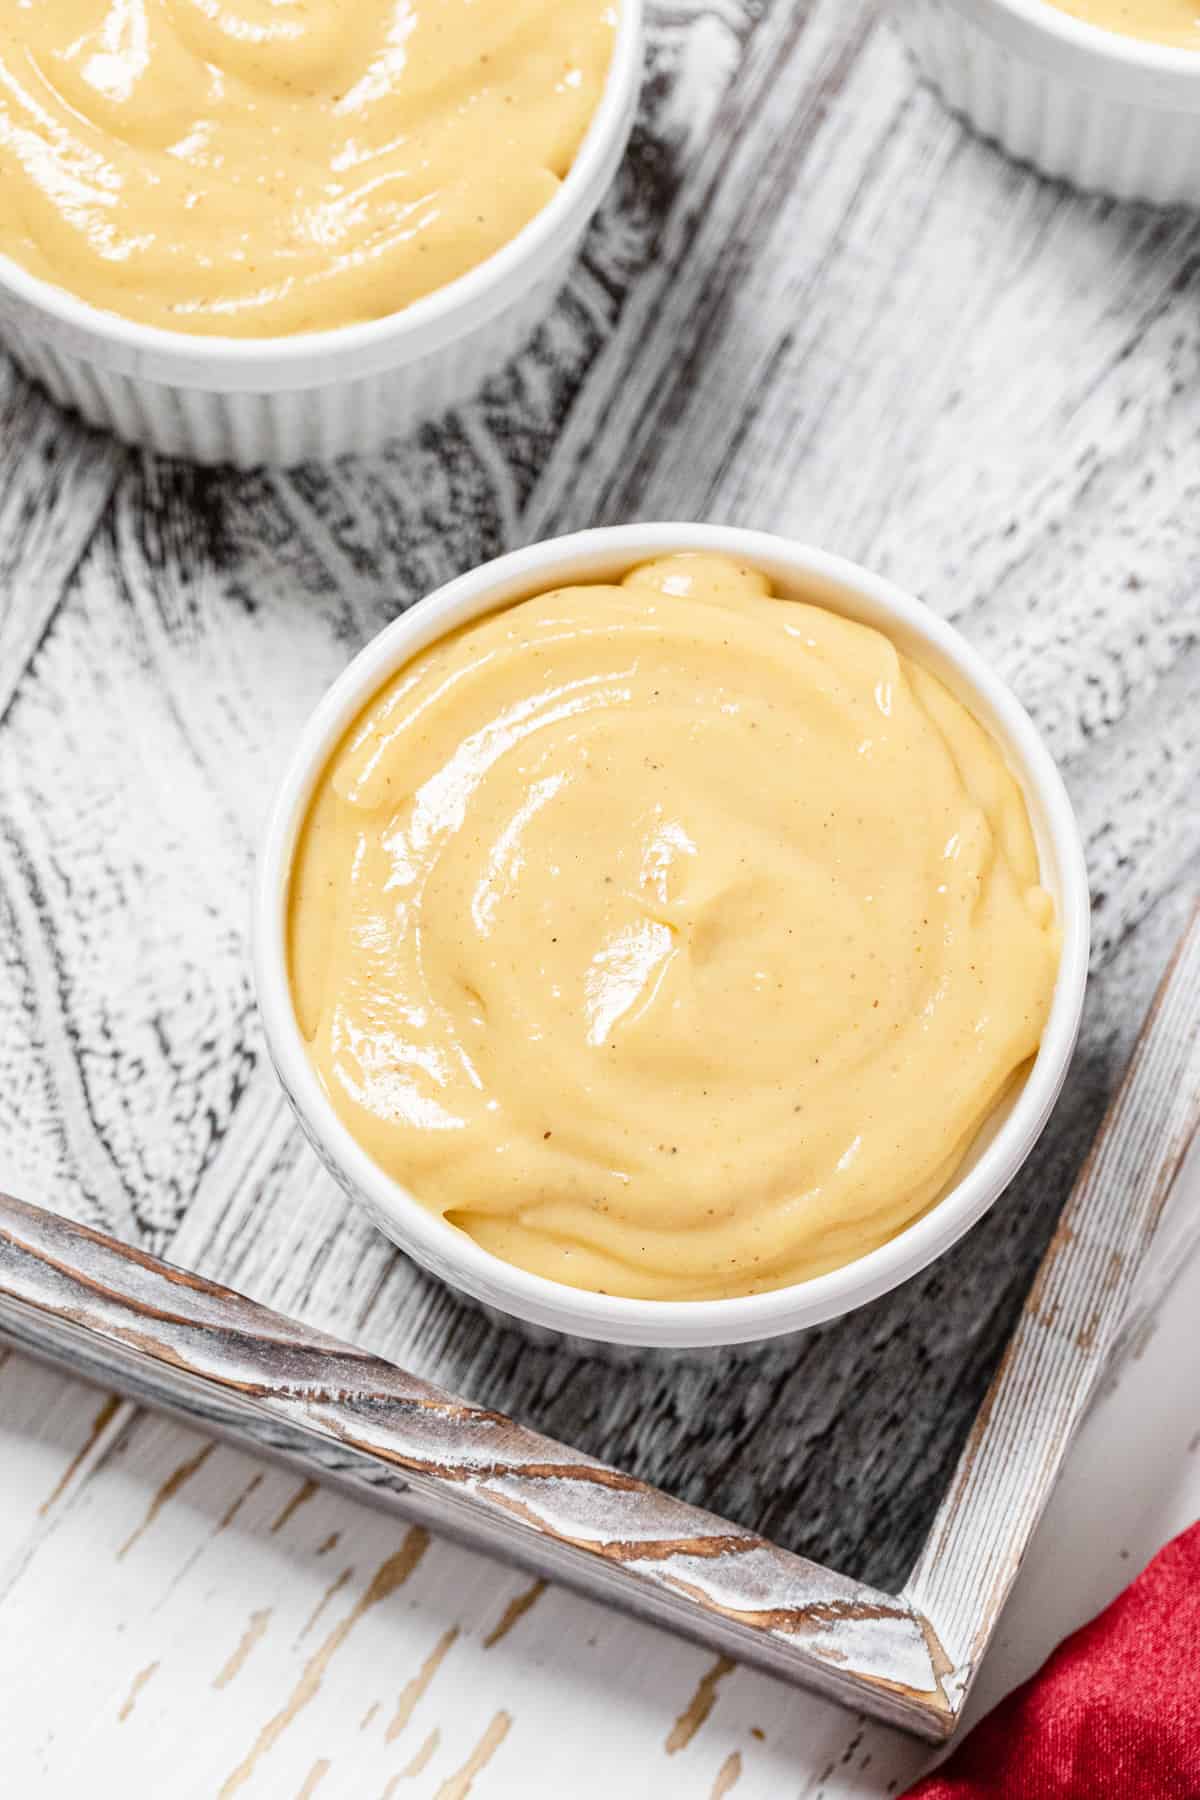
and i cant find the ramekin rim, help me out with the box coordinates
[0,0,642,373]
[253,522,1090,1348]
[943,0,1200,75]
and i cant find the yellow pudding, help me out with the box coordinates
[289,554,1060,1302]
[1043,0,1200,45]
[0,0,615,336]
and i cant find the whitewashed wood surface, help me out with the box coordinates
[0,1146,1196,1798]
[1,0,1199,1790]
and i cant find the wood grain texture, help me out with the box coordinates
[0,901,1197,1737]
[0,1190,954,1739]
[0,0,1197,1656]
[903,904,1200,1708]
[2,1202,1196,1797]
[0,900,1194,1742]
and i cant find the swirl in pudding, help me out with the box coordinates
[289,554,1060,1301]
[0,0,615,334]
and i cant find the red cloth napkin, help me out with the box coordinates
[905,1520,1200,1799]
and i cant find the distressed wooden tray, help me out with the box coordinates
[1,904,1197,1742]
[3,1,1200,1754]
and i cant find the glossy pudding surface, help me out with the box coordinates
[289,554,1060,1300]
[0,0,615,335]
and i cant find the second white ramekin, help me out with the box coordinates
[0,2,642,468]
[253,523,1090,1351]
[897,0,1200,205]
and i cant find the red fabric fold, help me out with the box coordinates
[905,1520,1200,1799]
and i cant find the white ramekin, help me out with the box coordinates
[897,0,1200,205]
[253,523,1090,1351]
[0,4,642,469]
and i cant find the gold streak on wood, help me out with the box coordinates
[220,1528,429,1799]
[39,1393,121,1514]
[118,1661,159,1722]
[214,1609,272,1689]
[913,1610,956,1713]
[271,1477,318,1534]
[434,1713,511,1800]
[382,1728,441,1793]
[385,1624,459,1742]
[401,1728,440,1779]
[361,1701,380,1731]
[118,1440,214,1559]
[297,1759,330,1798]
[710,1751,742,1797]
[216,1472,263,1535]
[299,1566,353,1643]
[1076,1249,1127,1353]
[483,1578,546,1649]
[666,1656,735,1755]
[316,1531,340,1556]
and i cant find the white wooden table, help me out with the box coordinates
[2,0,1199,1791]
[0,1150,1195,1798]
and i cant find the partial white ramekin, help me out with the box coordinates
[0,4,642,469]
[897,0,1200,205]
[253,523,1090,1350]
